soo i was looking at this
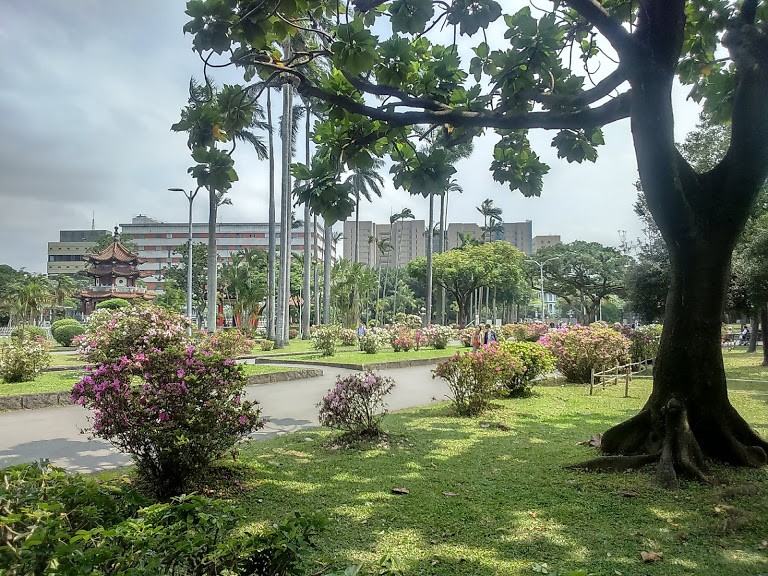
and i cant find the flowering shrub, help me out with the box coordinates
[422,324,455,349]
[72,345,262,497]
[318,371,395,438]
[0,334,51,383]
[458,327,474,347]
[313,324,342,356]
[340,328,358,346]
[289,328,299,339]
[432,350,496,416]
[201,329,254,358]
[539,324,630,383]
[358,332,384,354]
[497,341,556,397]
[392,313,422,328]
[260,339,275,351]
[77,305,191,365]
[391,328,414,352]
[512,323,550,342]
[615,323,663,362]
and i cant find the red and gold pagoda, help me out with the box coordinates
[79,227,155,314]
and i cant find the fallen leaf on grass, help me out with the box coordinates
[640,551,663,563]
[758,540,767,550]
[479,422,491,428]
[442,491,458,497]
[577,433,602,448]
[527,510,538,519]
[391,487,410,495]
[618,489,638,498]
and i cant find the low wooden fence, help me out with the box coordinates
[589,358,653,397]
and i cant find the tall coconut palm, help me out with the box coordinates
[302,102,312,339]
[266,89,277,340]
[476,199,502,244]
[275,73,294,348]
[323,221,333,323]
[9,275,52,326]
[345,162,385,264]
[369,235,392,321]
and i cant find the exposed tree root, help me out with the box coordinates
[566,452,660,472]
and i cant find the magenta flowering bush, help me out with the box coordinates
[497,341,555,396]
[512,323,550,342]
[539,324,630,383]
[391,328,415,352]
[318,371,395,438]
[72,345,262,497]
[614,323,663,362]
[76,305,191,365]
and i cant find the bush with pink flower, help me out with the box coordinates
[497,341,555,397]
[318,371,395,438]
[72,344,262,497]
[614,323,663,362]
[432,349,498,415]
[200,328,255,358]
[391,328,415,352]
[0,333,51,383]
[539,324,630,383]
[76,304,191,365]
[512,323,550,342]
[421,324,455,349]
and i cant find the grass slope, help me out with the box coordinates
[230,373,768,575]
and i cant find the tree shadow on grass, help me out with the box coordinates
[230,393,768,576]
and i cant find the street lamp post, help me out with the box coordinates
[525,257,559,322]
[169,187,201,333]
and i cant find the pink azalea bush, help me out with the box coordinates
[422,324,455,349]
[512,323,550,342]
[200,328,254,358]
[76,304,190,365]
[432,349,499,415]
[614,323,663,362]
[72,344,262,497]
[539,324,630,383]
[340,328,358,346]
[318,371,395,438]
[391,328,415,352]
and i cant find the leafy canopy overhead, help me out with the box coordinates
[181,0,766,220]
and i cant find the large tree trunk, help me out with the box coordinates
[313,215,320,326]
[573,5,768,486]
[275,80,293,348]
[748,315,758,352]
[323,222,332,324]
[598,241,768,487]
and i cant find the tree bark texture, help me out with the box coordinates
[275,82,293,348]
[323,222,332,324]
[302,104,311,339]
[425,193,434,325]
[762,304,768,367]
[574,5,768,486]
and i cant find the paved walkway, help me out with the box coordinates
[0,364,449,473]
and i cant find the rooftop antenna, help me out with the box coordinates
[91,211,95,230]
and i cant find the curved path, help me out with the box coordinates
[0,364,450,473]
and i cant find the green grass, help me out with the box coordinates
[48,353,86,368]
[635,348,768,384]
[0,370,82,396]
[240,364,294,376]
[0,365,296,397]
[278,345,463,366]
[228,379,768,576]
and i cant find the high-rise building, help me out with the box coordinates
[533,235,561,252]
[500,221,533,254]
[445,223,483,250]
[119,215,335,291]
[343,220,425,267]
[342,220,376,265]
[47,229,111,276]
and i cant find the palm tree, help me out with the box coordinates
[345,162,385,264]
[323,221,333,323]
[301,102,312,340]
[391,207,415,317]
[266,89,277,341]
[476,199,502,243]
[9,275,52,326]
[369,235,392,321]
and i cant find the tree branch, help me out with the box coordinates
[342,72,451,112]
[524,67,627,108]
[299,80,632,130]
[564,0,635,57]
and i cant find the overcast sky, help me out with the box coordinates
[0,1,704,274]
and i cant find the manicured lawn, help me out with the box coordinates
[240,364,294,376]
[232,378,768,576]
[48,353,86,368]
[635,348,768,384]
[251,338,359,356]
[0,370,82,396]
[0,365,296,397]
[278,345,464,366]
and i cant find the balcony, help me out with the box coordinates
[89,285,147,294]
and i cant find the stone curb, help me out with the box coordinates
[0,369,324,413]
[251,356,449,371]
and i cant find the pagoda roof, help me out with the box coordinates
[80,266,153,279]
[79,289,156,301]
[85,227,143,264]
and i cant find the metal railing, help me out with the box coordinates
[88,286,147,293]
[589,358,653,397]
